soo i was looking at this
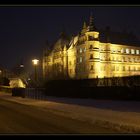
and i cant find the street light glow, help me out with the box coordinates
[32,59,39,65]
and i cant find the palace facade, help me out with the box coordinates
[43,14,140,80]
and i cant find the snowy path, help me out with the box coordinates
[1,92,140,133]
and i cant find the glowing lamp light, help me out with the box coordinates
[32,59,39,65]
[20,65,24,67]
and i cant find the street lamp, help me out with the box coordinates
[32,59,39,81]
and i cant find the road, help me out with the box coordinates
[0,98,117,134]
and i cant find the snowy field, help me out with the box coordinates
[1,92,140,133]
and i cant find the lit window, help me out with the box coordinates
[136,50,139,54]
[130,66,133,71]
[80,48,82,53]
[111,49,115,53]
[126,49,130,54]
[79,57,82,63]
[121,48,125,53]
[90,54,93,59]
[131,49,135,54]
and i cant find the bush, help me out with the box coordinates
[12,88,25,98]
[0,77,10,86]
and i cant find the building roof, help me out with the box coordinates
[52,31,70,52]
[99,28,140,47]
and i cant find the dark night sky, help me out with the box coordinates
[0,6,140,72]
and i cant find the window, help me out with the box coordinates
[79,57,82,63]
[126,49,130,54]
[104,66,106,71]
[112,65,115,71]
[131,49,135,54]
[90,54,93,59]
[100,66,103,71]
[89,45,93,49]
[134,67,136,71]
[122,66,125,71]
[121,48,125,53]
[135,58,137,62]
[136,50,139,55]
[122,57,125,62]
[111,49,115,53]
[69,69,72,73]
[131,58,135,62]
[88,36,94,41]
[69,61,71,65]
[80,48,82,53]
[74,59,76,64]
[90,65,93,70]
[116,66,119,71]
[84,47,86,52]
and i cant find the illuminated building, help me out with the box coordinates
[43,14,140,80]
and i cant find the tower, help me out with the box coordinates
[81,21,87,35]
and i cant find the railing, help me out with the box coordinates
[25,88,47,100]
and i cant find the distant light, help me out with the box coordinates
[32,59,39,65]
[20,65,24,67]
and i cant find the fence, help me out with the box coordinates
[13,86,140,101]
[25,88,47,100]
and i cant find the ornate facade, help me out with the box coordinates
[43,14,140,80]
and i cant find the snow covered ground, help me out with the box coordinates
[1,92,140,133]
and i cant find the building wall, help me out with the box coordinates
[43,31,140,80]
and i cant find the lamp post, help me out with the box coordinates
[32,59,39,82]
